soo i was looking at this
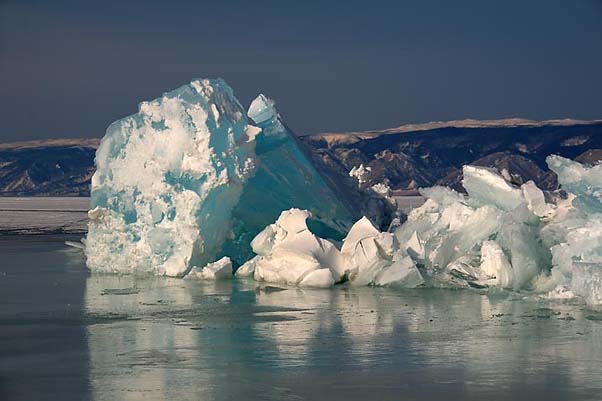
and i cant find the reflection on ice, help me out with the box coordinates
[9,232,602,400]
[83,272,602,400]
[253,288,398,365]
[85,274,204,401]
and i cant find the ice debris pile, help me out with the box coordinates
[86,79,353,277]
[237,156,602,307]
[410,157,602,307]
[236,208,423,288]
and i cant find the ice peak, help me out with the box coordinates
[248,94,278,126]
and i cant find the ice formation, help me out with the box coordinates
[191,257,233,280]
[404,157,602,307]
[222,94,354,261]
[84,78,602,307]
[86,79,258,276]
[240,155,602,308]
[349,164,372,185]
[236,209,342,288]
[238,209,424,288]
[348,164,399,230]
[86,79,353,277]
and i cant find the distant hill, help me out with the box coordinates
[1,119,602,196]
[300,119,602,194]
[0,139,99,196]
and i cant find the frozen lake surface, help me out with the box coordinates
[0,197,89,234]
[2,239,602,401]
[0,197,425,235]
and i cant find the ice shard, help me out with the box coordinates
[479,240,514,288]
[462,165,524,211]
[547,155,602,213]
[572,262,602,307]
[191,257,233,280]
[221,94,355,264]
[86,79,354,277]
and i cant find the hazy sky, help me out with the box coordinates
[1,0,601,142]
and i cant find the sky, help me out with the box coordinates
[0,0,601,142]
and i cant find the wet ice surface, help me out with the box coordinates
[2,240,602,401]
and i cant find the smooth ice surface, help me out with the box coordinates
[5,241,602,401]
[86,81,353,276]
[0,197,89,234]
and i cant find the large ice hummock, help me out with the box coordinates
[84,78,602,308]
[86,79,258,276]
[86,79,354,276]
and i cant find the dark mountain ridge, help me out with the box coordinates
[300,122,602,193]
[0,139,99,196]
[1,121,601,196]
